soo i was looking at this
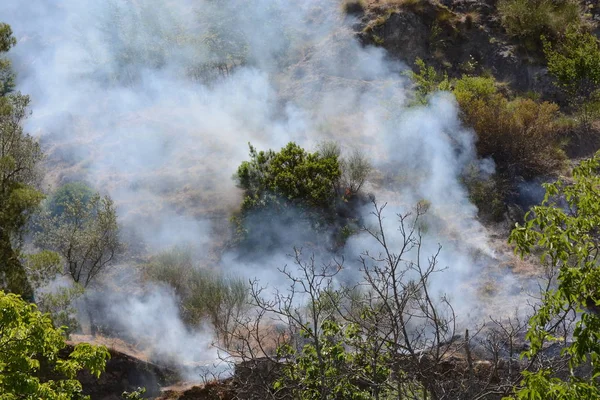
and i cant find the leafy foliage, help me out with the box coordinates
[276,320,387,400]
[498,0,584,50]
[121,387,146,400]
[0,23,16,96]
[455,77,565,179]
[36,186,122,288]
[233,142,373,248]
[0,290,110,399]
[509,152,600,398]
[0,80,44,297]
[544,29,600,128]
[236,142,341,214]
[410,60,565,180]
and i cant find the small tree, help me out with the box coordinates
[236,142,341,214]
[0,290,110,399]
[0,22,16,96]
[408,57,450,105]
[36,188,122,288]
[36,187,122,335]
[544,29,600,130]
[509,151,600,398]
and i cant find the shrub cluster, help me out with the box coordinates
[144,247,249,346]
[411,61,566,180]
[544,29,600,130]
[234,142,371,247]
[498,0,584,51]
[453,76,565,179]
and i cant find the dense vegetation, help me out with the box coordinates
[233,142,371,247]
[498,0,585,51]
[510,152,600,398]
[0,290,109,399]
[2,0,600,397]
[0,22,44,298]
[144,246,248,347]
[0,24,117,394]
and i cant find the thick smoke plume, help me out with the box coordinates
[2,0,525,372]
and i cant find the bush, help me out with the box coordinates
[544,29,600,129]
[236,142,341,214]
[462,165,506,221]
[342,0,366,15]
[234,142,371,247]
[409,63,566,179]
[454,76,565,179]
[498,0,584,50]
[145,247,249,346]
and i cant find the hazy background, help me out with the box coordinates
[1,0,529,371]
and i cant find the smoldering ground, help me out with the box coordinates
[2,0,530,373]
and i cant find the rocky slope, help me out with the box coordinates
[355,0,563,102]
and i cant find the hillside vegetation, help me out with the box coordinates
[2,0,600,399]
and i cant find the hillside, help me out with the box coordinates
[2,0,600,399]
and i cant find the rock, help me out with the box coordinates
[359,0,565,102]
[59,345,178,400]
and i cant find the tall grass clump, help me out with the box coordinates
[144,247,249,346]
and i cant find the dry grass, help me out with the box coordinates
[68,334,151,362]
[460,10,481,29]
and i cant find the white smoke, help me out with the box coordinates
[2,0,521,373]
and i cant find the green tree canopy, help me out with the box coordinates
[544,29,600,127]
[0,290,110,399]
[36,188,122,288]
[0,22,16,96]
[46,182,95,219]
[235,142,341,214]
[509,151,600,398]
[0,86,44,297]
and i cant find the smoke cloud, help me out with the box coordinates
[2,0,526,373]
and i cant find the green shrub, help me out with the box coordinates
[498,0,584,50]
[544,29,600,129]
[234,142,371,247]
[236,142,341,214]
